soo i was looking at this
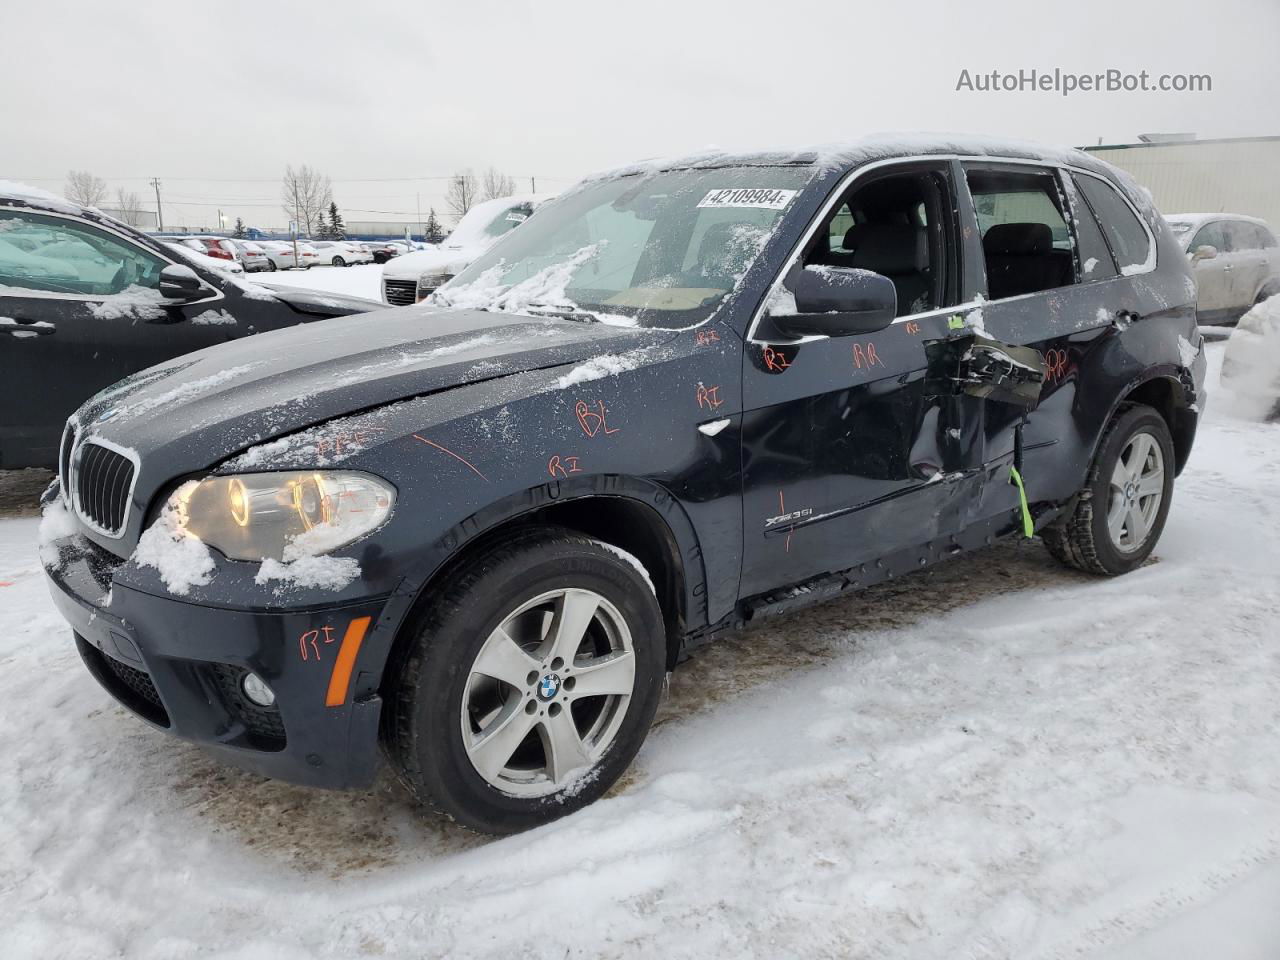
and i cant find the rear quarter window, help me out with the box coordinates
[1074,174,1152,274]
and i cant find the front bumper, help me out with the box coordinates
[44,536,392,789]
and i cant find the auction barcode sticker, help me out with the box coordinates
[697,188,797,211]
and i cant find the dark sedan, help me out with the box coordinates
[0,185,382,469]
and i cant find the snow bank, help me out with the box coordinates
[131,485,215,596]
[1219,295,1280,420]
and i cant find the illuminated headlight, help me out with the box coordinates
[174,471,395,561]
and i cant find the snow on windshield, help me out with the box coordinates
[436,168,808,330]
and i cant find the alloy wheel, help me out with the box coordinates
[1106,430,1165,553]
[460,588,636,797]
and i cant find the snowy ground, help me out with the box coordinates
[2,343,1279,959]
[257,262,384,302]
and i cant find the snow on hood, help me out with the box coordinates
[73,305,675,492]
[381,194,554,281]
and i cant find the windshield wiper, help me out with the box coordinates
[524,303,600,323]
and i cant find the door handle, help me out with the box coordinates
[1223,264,1234,272]
[0,320,55,336]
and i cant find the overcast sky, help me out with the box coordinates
[5,0,1276,231]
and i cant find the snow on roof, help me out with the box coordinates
[1164,212,1270,227]
[0,179,87,216]
[580,133,1103,182]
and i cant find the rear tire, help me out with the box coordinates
[333,256,346,267]
[1043,404,1175,576]
[383,526,665,834]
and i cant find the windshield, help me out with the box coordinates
[438,167,812,328]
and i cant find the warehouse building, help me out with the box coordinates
[1084,135,1280,227]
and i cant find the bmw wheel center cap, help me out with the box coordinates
[537,673,561,701]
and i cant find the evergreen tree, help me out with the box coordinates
[313,210,328,240]
[232,217,246,239]
[423,207,445,244]
[327,201,345,239]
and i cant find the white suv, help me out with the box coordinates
[381,194,552,305]
[1166,214,1280,324]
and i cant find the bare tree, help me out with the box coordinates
[480,167,516,202]
[65,170,108,208]
[112,187,147,227]
[280,164,333,236]
[445,170,479,222]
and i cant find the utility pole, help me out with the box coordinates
[150,177,164,231]
[530,176,536,194]
[416,192,422,242]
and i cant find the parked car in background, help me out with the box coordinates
[0,182,383,469]
[309,240,374,267]
[1164,213,1280,325]
[161,241,245,276]
[169,235,239,262]
[228,239,271,272]
[367,240,413,264]
[259,240,318,270]
[38,137,1205,834]
[382,195,552,305]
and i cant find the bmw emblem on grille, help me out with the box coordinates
[537,673,561,701]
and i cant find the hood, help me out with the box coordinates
[382,245,483,281]
[77,305,672,523]
[256,282,382,316]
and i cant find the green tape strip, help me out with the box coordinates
[948,314,966,330]
[1009,465,1034,538]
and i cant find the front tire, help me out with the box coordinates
[333,256,346,267]
[1043,404,1175,575]
[383,526,665,834]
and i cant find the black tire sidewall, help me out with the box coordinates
[1086,407,1175,574]
[397,535,665,833]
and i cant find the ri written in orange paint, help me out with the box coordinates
[325,616,372,707]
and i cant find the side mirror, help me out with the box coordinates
[1192,244,1219,261]
[770,265,897,338]
[158,264,208,301]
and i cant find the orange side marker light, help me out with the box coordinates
[325,616,372,707]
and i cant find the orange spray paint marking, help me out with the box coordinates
[1044,348,1069,383]
[325,616,373,708]
[412,434,488,482]
[547,455,583,479]
[299,629,321,661]
[762,346,791,372]
[904,320,921,335]
[574,400,619,438]
[694,329,721,346]
[852,341,885,371]
[696,383,724,410]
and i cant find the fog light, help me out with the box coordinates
[242,672,276,707]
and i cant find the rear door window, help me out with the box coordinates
[965,167,1077,299]
[1062,174,1118,281]
[1073,174,1152,274]
[1226,222,1260,251]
